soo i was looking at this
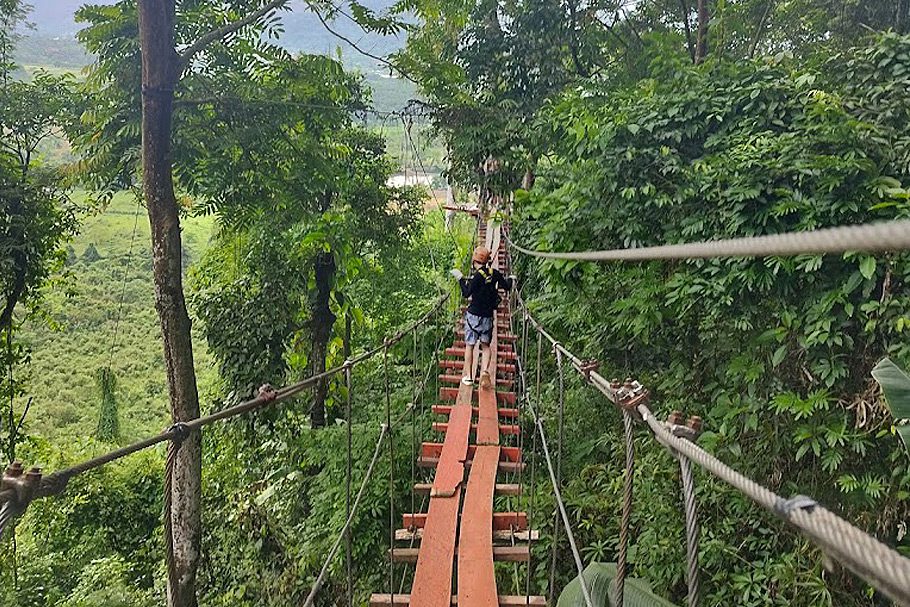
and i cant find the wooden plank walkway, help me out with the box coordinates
[372,219,542,607]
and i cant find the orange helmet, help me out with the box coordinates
[472,246,491,265]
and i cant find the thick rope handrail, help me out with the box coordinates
[515,298,910,605]
[505,219,910,261]
[0,292,449,520]
[302,423,390,607]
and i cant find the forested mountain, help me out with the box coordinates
[20,0,405,70]
[2,1,910,607]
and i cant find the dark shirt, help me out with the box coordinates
[460,266,513,318]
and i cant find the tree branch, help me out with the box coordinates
[679,0,696,63]
[310,7,418,84]
[178,0,290,69]
[748,0,774,59]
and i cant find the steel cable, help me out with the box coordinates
[639,406,910,605]
[678,455,701,607]
[384,345,395,605]
[345,363,354,607]
[548,348,566,596]
[613,411,635,607]
[505,220,910,261]
[517,320,594,607]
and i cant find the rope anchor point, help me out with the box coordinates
[167,422,193,444]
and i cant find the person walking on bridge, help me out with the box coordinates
[452,246,514,390]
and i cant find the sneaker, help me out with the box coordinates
[479,371,492,390]
[461,376,474,386]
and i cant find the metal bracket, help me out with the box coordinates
[579,359,600,380]
[611,378,650,415]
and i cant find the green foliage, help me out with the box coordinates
[94,367,120,443]
[871,358,910,451]
[18,193,217,442]
[1,442,164,606]
[511,37,910,605]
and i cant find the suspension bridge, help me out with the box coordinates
[2,210,910,606]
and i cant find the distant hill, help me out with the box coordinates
[16,0,415,111]
[21,0,406,70]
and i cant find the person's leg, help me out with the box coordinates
[463,341,475,384]
[479,340,493,389]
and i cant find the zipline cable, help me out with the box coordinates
[402,119,463,258]
[505,219,910,261]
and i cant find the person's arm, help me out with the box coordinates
[460,273,477,298]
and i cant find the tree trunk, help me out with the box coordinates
[695,0,709,64]
[748,0,774,58]
[521,168,535,191]
[310,251,337,429]
[137,2,201,606]
[679,0,696,63]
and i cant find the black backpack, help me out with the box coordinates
[477,266,501,310]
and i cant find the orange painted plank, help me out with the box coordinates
[439,375,515,389]
[458,446,500,607]
[410,367,473,607]
[432,405,519,419]
[445,348,516,361]
[421,443,521,463]
[439,387,516,404]
[403,512,527,531]
[431,422,520,435]
[438,360,516,375]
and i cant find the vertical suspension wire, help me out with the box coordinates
[679,455,701,606]
[6,317,17,589]
[411,326,418,520]
[548,348,566,594]
[513,312,525,594]
[613,411,635,607]
[532,330,544,601]
[385,345,394,604]
[519,310,530,511]
[345,362,353,607]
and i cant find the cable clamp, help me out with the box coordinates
[258,383,278,402]
[774,495,817,518]
[611,378,650,413]
[667,411,703,441]
[579,359,600,380]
